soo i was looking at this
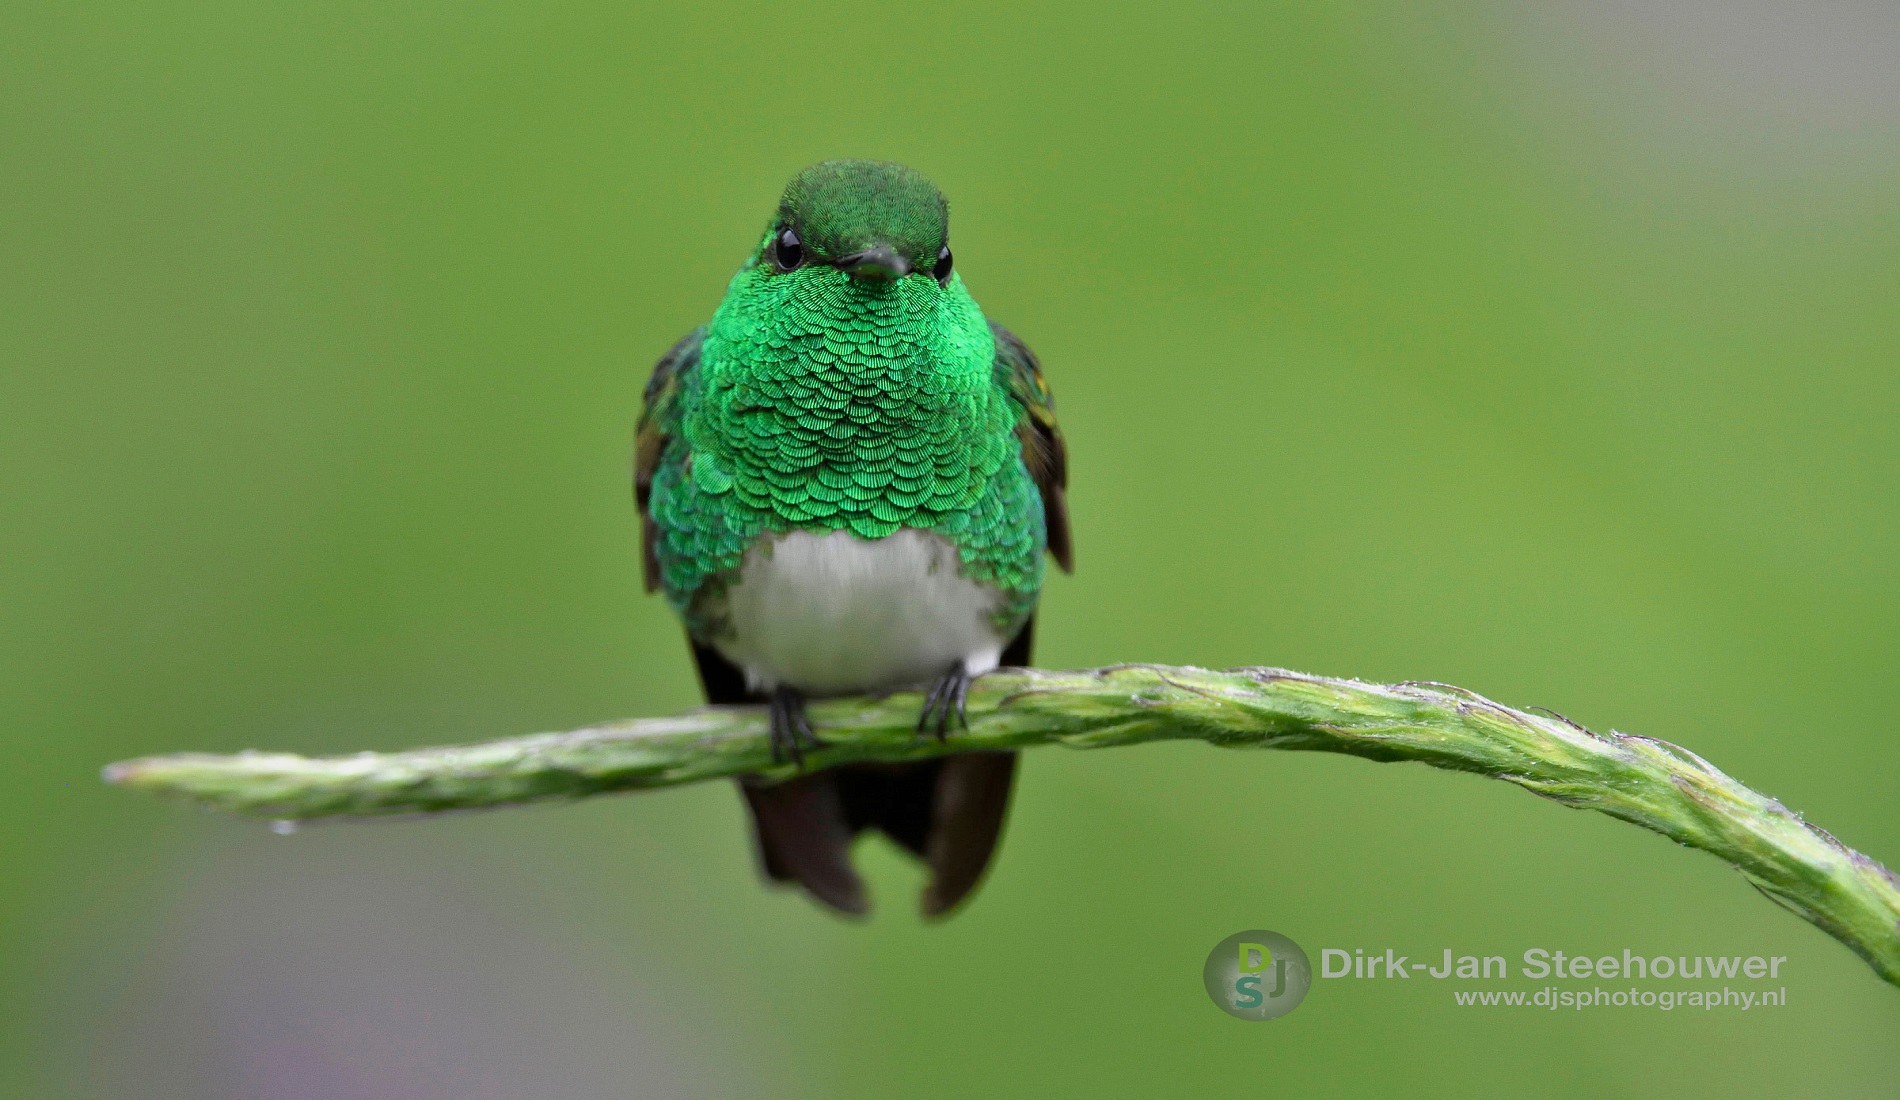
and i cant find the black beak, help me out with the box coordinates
[838,245,913,281]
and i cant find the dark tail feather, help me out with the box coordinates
[918,752,1017,917]
[741,753,1017,918]
[738,770,868,915]
[696,621,1031,918]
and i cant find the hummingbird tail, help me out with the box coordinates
[738,752,1018,918]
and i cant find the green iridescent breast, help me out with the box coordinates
[645,264,1047,634]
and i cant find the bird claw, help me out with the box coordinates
[769,687,825,768]
[916,663,971,742]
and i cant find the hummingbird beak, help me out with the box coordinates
[838,246,913,281]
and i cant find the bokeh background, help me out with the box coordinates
[7,1,1900,1095]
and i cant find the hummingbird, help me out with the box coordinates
[634,160,1071,917]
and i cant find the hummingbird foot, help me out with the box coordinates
[768,686,825,768]
[915,662,972,742]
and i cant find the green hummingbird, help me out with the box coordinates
[634,160,1071,917]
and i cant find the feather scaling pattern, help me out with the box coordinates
[645,256,1048,635]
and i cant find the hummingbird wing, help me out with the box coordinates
[633,327,705,593]
[991,321,1072,572]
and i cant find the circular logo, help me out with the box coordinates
[1202,930,1312,1020]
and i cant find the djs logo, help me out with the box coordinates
[1202,930,1312,1020]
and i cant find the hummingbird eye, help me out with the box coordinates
[932,245,953,285]
[772,227,804,272]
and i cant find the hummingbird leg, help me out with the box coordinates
[768,686,825,768]
[916,662,972,742]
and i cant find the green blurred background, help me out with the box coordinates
[6,1,1900,1095]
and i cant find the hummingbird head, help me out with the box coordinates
[757,160,954,287]
[702,159,995,467]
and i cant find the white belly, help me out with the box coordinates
[711,529,1008,697]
